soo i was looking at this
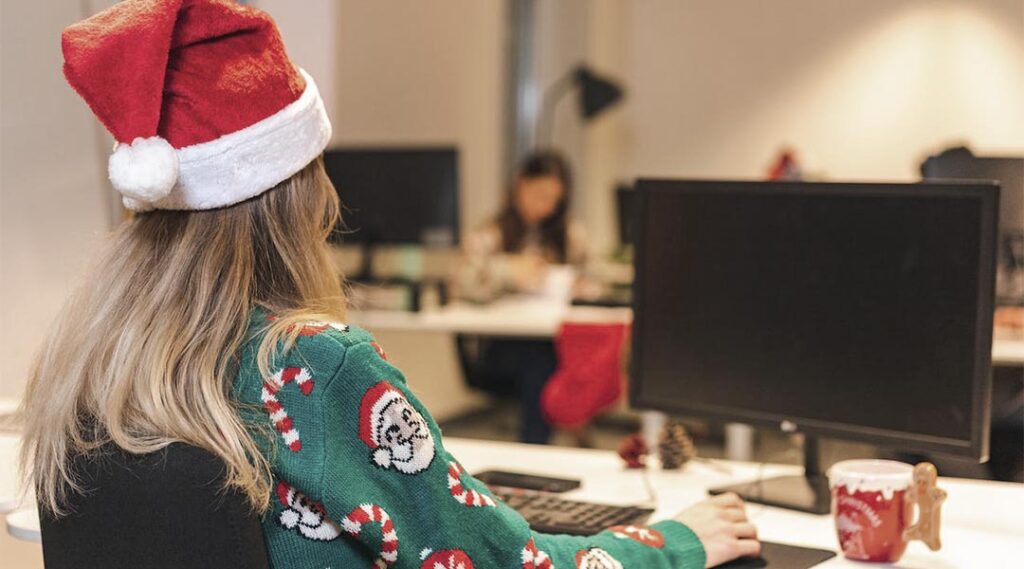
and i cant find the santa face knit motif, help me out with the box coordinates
[262,367,314,452]
[575,548,624,569]
[276,481,341,542]
[419,549,475,569]
[359,381,436,474]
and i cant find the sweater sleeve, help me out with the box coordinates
[295,338,706,569]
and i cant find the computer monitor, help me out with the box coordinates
[616,184,635,248]
[630,179,998,513]
[921,152,1022,233]
[921,152,1024,304]
[323,147,460,280]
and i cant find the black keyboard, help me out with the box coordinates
[493,488,653,536]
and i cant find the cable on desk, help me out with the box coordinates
[639,466,658,508]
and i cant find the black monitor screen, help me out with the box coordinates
[631,180,997,458]
[922,155,1023,232]
[323,147,459,247]
[617,185,635,247]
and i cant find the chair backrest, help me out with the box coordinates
[40,443,271,569]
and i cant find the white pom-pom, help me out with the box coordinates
[108,136,179,202]
[372,448,392,468]
[279,509,300,529]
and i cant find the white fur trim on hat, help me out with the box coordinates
[109,136,179,202]
[122,69,332,211]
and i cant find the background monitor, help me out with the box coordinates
[616,184,635,248]
[921,151,1023,233]
[921,150,1023,304]
[630,179,998,512]
[323,147,460,248]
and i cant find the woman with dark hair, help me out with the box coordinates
[459,150,588,302]
[457,150,589,444]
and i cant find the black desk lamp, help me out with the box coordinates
[536,64,624,146]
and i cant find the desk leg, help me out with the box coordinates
[725,423,755,462]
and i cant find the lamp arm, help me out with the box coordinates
[535,69,577,148]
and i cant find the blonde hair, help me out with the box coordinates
[20,157,345,516]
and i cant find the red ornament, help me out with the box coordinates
[617,432,648,469]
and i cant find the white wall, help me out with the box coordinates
[0,1,111,399]
[330,0,507,231]
[260,1,507,417]
[257,0,339,136]
[619,0,1024,182]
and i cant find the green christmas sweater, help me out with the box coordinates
[233,310,706,569]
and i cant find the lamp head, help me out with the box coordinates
[574,65,624,119]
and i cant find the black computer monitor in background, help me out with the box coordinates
[323,147,460,281]
[616,184,635,248]
[630,179,998,514]
[921,151,1024,304]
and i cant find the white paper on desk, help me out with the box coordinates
[541,265,577,305]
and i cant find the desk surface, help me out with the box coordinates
[6,436,1024,566]
[445,438,1024,568]
[350,298,630,338]
[351,300,1024,365]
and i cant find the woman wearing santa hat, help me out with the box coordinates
[19,1,759,568]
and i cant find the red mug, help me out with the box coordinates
[828,460,946,563]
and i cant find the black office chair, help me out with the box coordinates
[39,443,271,569]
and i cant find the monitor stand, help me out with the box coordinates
[353,238,379,283]
[708,435,831,515]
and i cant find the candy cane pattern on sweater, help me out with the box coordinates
[447,462,496,507]
[521,538,554,569]
[263,367,314,452]
[341,504,399,567]
[607,525,665,548]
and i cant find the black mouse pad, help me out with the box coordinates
[716,541,836,569]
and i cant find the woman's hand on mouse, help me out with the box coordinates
[674,493,761,568]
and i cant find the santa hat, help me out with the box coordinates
[61,0,331,211]
[420,548,475,569]
[359,381,405,468]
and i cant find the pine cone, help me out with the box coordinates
[658,420,696,470]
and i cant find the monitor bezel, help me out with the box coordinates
[629,179,998,460]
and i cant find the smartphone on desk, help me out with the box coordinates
[473,470,581,493]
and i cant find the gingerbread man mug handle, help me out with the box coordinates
[902,462,947,551]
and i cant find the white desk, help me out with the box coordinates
[350,298,630,338]
[9,437,1021,568]
[351,301,1024,365]
[353,301,1023,461]
[445,438,1024,568]
[992,338,1024,365]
